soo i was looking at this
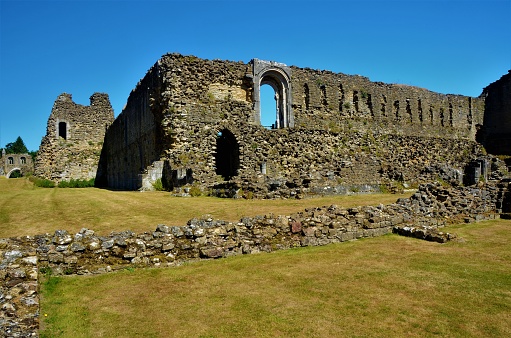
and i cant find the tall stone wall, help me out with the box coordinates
[35,93,114,182]
[97,53,486,195]
[96,66,169,189]
[478,70,511,154]
[291,67,484,140]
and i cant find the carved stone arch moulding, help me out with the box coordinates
[252,59,294,128]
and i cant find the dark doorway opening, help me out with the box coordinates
[59,122,67,140]
[215,129,239,180]
[8,169,22,178]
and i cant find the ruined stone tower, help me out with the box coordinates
[35,93,114,182]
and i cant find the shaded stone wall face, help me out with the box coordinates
[97,66,165,189]
[35,93,114,182]
[479,71,511,154]
[99,53,486,194]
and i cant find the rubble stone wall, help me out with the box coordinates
[97,54,486,194]
[35,93,115,182]
[479,70,511,154]
[1,182,508,336]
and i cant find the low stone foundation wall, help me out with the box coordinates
[1,181,507,337]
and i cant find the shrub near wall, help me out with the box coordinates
[58,178,95,188]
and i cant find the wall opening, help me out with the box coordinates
[406,99,412,123]
[252,59,293,128]
[58,122,67,140]
[20,157,26,164]
[260,74,287,128]
[321,85,328,108]
[353,91,359,113]
[418,99,423,123]
[381,95,387,117]
[338,84,345,113]
[8,157,14,165]
[7,169,22,178]
[394,100,400,121]
[215,129,240,180]
[304,84,310,111]
[260,84,277,129]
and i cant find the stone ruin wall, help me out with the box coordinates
[0,153,34,178]
[35,93,115,182]
[96,66,167,189]
[291,66,483,138]
[478,70,511,154]
[97,53,486,196]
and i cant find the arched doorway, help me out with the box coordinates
[252,59,293,128]
[215,129,239,180]
[7,168,22,178]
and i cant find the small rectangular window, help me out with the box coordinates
[59,122,67,140]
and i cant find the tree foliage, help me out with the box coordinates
[4,136,29,154]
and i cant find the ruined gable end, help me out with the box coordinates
[35,92,114,182]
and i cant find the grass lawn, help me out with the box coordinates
[39,220,511,337]
[0,177,410,238]
[3,177,509,337]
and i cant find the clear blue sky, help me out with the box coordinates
[1,0,510,151]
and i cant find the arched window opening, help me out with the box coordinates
[215,129,240,180]
[8,157,14,165]
[59,122,67,140]
[252,59,293,128]
[20,157,26,164]
[260,84,278,129]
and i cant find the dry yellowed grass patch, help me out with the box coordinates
[0,178,409,237]
[40,220,511,337]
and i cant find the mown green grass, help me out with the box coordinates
[39,220,511,337]
[0,178,410,238]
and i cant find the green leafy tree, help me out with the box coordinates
[29,150,38,161]
[4,136,29,154]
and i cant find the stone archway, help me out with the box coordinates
[6,168,22,178]
[252,59,293,128]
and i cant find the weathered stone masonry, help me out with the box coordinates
[36,93,114,182]
[0,150,34,178]
[95,53,487,196]
[478,70,511,155]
